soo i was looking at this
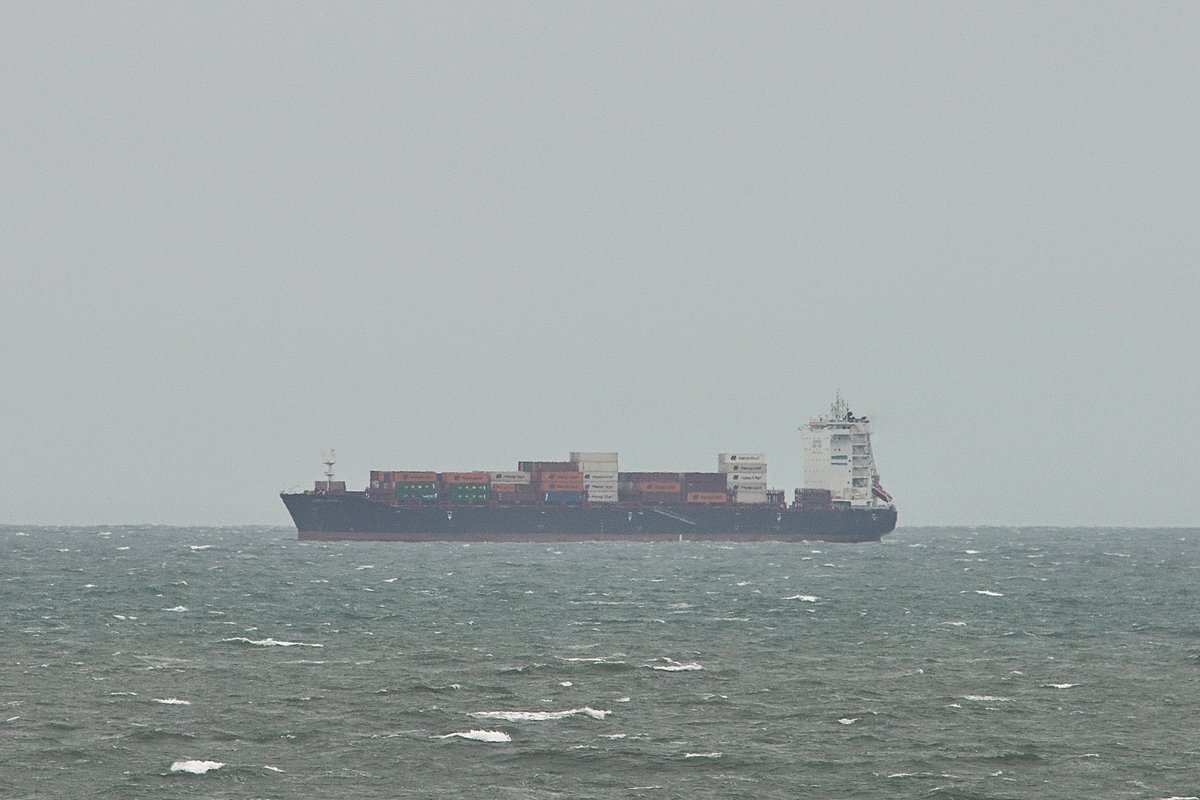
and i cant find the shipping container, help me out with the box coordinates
[441,471,490,485]
[718,453,766,464]
[620,471,680,482]
[719,462,767,475]
[580,470,618,481]
[570,452,618,463]
[795,488,833,510]
[575,462,619,475]
[392,471,438,482]
[726,478,767,490]
[489,471,531,484]
[545,491,584,503]
[633,491,683,503]
[538,471,585,483]
[520,461,576,474]
[633,480,682,493]
[686,491,728,504]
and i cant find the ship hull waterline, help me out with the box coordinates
[281,493,897,544]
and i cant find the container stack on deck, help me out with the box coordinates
[364,449,781,507]
[572,452,619,504]
[720,453,768,504]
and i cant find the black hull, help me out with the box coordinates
[280,493,897,543]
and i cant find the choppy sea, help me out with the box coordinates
[1,525,1197,799]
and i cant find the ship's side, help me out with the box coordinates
[280,396,897,544]
[280,491,897,543]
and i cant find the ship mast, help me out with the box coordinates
[322,449,336,493]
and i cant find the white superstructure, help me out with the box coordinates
[802,394,893,508]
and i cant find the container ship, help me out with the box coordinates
[280,396,897,543]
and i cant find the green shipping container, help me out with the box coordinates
[395,484,438,502]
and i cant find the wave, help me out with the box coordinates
[962,695,1013,702]
[648,662,700,671]
[221,637,323,648]
[153,698,191,705]
[1042,683,1080,689]
[471,707,610,722]
[170,759,224,774]
[975,590,1004,597]
[684,751,722,758]
[786,595,819,602]
[435,730,511,743]
[162,606,188,612]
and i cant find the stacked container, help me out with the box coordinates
[395,481,438,502]
[571,452,619,504]
[682,472,727,503]
[719,453,768,504]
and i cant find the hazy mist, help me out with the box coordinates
[3,3,1197,526]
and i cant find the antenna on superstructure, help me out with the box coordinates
[831,390,850,421]
[322,449,336,492]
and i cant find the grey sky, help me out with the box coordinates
[3,3,1196,527]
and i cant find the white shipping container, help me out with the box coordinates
[584,478,618,487]
[727,479,767,490]
[570,452,619,463]
[733,494,769,504]
[718,462,767,475]
[718,452,766,464]
[586,492,619,502]
[580,470,618,480]
[575,462,619,474]
[490,471,532,484]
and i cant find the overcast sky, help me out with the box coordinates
[3,3,1197,527]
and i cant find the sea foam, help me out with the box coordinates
[472,707,610,721]
[221,637,323,648]
[435,730,511,743]
[170,760,224,774]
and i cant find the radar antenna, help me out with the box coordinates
[322,449,336,492]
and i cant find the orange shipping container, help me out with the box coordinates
[634,481,681,493]
[441,471,490,484]
[541,473,584,482]
[391,471,437,482]
[492,483,519,493]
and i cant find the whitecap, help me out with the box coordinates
[560,681,573,687]
[601,733,627,739]
[963,695,1012,702]
[942,622,968,626]
[188,545,212,551]
[153,698,191,705]
[471,707,610,722]
[964,549,980,554]
[170,760,224,774]
[384,578,398,583]
[684,751,722,758]
[264,765,283,772]
[1043,683,1079,689]
[786,595,819,602]
[435,730,511,743]
[221,637,323,648]
[163,606,188,613]
[356,565,374,570]
[837,717,859,725]
[975,590,1004,597]
[649,663,703,672]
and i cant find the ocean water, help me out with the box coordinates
[1,526,1197,799]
